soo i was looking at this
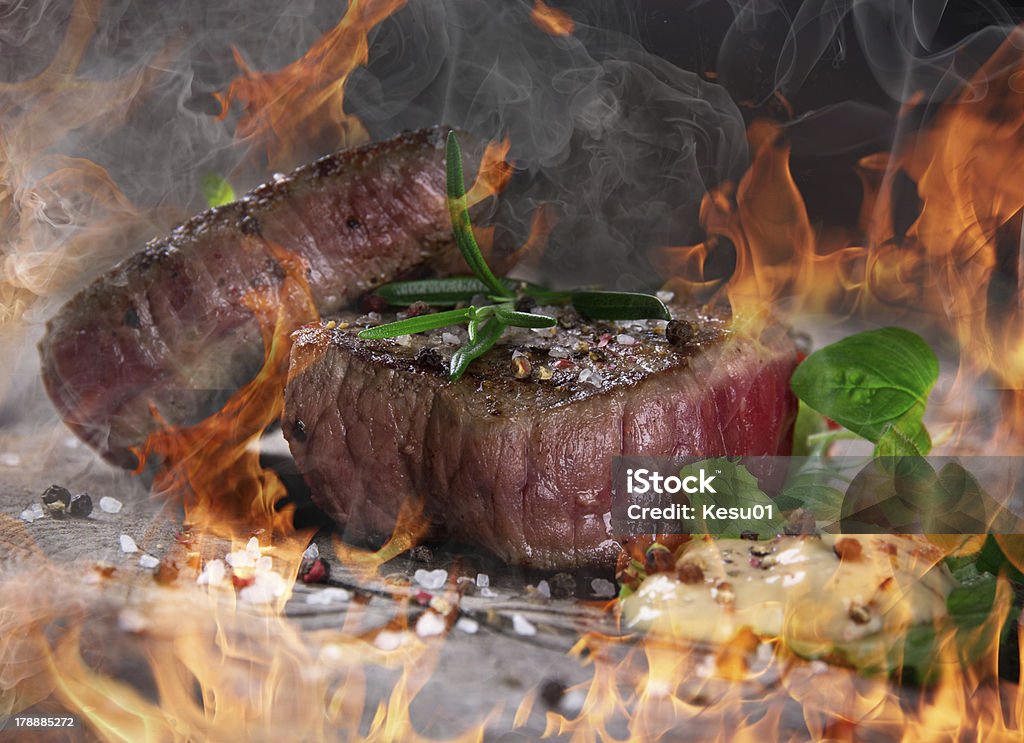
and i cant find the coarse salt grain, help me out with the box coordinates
[246,536,261,558]
[414,568,447,590]
[616,334,636,346]
[478,586,498,599]
[99,496,123,514]
[240,571,288,604]
[535,580,551,599]
[20,503,44,523]
[441,332,460,345]
[197,559,225,586]
[455,616,480,634]
[416,611,447,638]
[548,347,569,359]
[302,542,320,560]
[591,578,616,598]
[118,609,148,633]
[374,630,407,651]
[138,554,159,569]
[305,587,351,605]
[225,550,253,568]
[656,290,675,302]
[511,614,537,636]
[475,573,490,588]
[0,453,21,467]
[119,534,138,553]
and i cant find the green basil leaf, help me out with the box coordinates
[873,403,931,456]
[682,459,786,537]
[449,318,507,381]
[202,174,236,208]
[790,327,939,443]
[570,291,671,321]
[357,308,472,339]
[373,277,496,306]
[445,132,512,298]
[791,401,829,457]
[492,305,557,328]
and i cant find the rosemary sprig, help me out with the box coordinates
[358,131,670,381]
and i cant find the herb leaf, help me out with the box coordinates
[790,327,938,445]
[492,305,556,328]
[570,291,671,321]
[874,403,931,456]
[357,308,473,339]
[372,277,497,307]
[202,174,236,208]
[446,133,512,299]
[681,459,786,537]
[450,318,507,381]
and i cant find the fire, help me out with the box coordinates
[2,1,1023,740]
[0,0,174,328]
[530,0,576,38]
[656,28,1024,455]
[214,0,408,168]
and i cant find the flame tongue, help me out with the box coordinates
[131,243,317,540]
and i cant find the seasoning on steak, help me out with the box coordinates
[283,305,798,570]
[39,127,474,469]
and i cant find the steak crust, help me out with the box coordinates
[39,127,463,468]
[283,307,798,570]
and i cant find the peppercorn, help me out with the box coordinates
[68,493,93,518]
[665,319,695,347]
[41,484,71,507]
[300,557,331,584]
[512,356,532,379]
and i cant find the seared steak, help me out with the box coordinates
[283,306,798,570]
[40,127,465,468]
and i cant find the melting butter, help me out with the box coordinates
[621,535,955,650]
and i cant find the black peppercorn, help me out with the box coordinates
[665,319,695,347]
[41,484,71,507]
[68,493,93,518]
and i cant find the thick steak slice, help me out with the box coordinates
[283,307,798,570]
[39,127,461,468]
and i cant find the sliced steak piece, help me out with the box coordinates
[283,307,798,570]
[40,127,467,469]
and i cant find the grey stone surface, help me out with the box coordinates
[0,423,1013,741]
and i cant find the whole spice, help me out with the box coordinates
[41,484,71,508]
[512,355,532,379]
[677,562,705,584]
[68,493,93,518]
[645,543,675,574]
[665,319,695,347]
[848,603,871,625]
[41,484,72,518]
[833,538,863,562]
[300,557,331,584]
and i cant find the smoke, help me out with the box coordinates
[2,0,1022,422]
[711,0,1020,106]
[346,0,748,288]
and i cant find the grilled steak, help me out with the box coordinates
[39,127,468,468]
[283,306,798,570]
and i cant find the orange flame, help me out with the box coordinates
[130,242,318,539]
[531,0,576,37]
[0,0,175,329]
[656,28,1024,455]
[214,0,408,168]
